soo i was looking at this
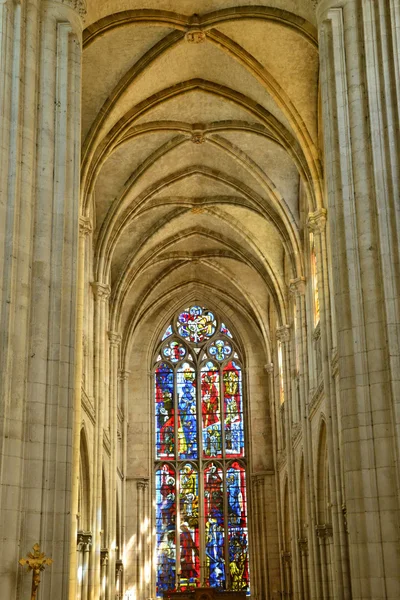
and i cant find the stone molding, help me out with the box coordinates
[79,216,93,237]
[315,523,333,539]
[308,378,324,416]
[281,551,292,564]
[81,387,96,424]
[185,30,206,44]
[191,130,206,144]
[101,548,109,567]
[103,429,111,456]
[77,531,92,552]
[289,276,306,296]
[298,538,309,556]
[91,282,111,301]
[54,0,87,16]
[292,422,302,446]
[108,331,122,347]
[137,478,149,490]
[331,349,339,376]
[276,324,290,343]
[307,208,327,233]
[276,450,287,471]
[313,322,321,341]
[118,369,130,381]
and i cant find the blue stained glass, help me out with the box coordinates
[204,463,225,589]
[179,464,200,588]
[162,324,173,341]
[224,361,245,458]
[156,464,176,594]
[177,364,198,459]
[163,340,186,363]
[155,308,249,596]
[227,463,249,592]
[155,363,175,459]
[209,339,232,362]
[201,362,222,458]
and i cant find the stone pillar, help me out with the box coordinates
[136,478,149,596]
[298,538,310,600]
[118,369,130,598]
[77,532,92,600]
[90,283,111,599]
[276,325,301,600]
[318,0,400,597]
[307,209,350,600]
[0,0,85,597]
[289,277,319,600]
[108,332,122,600]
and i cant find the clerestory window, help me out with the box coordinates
[154,306,249,597]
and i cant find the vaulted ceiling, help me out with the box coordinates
[82,1,321,361]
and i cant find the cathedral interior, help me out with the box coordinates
[0,0,400,599]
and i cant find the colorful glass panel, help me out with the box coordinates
[179,464,200,588]
[177,363,197,459]
[163,340,186,363]
[227,463,249,592]
[223,361,245,458]
[162,324,173,341]
[201,362,222,458]
[204,463,225,589]
[155,309,249,596]
[155,363,175,459]
[177,306,216,343]
[209,339,232,362]
[220,323,233,338]
[156,464,177,594]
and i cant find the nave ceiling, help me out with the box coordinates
[81,0,321,362]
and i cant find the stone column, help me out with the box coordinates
[0,0,85,597]
[318,0,400,597]
[307,209,350,599]
[77,532,92,600]
[108,331,122,600]
[298,538,310,600]
[118,368,130,599]
[276,325,301,600]
[289,277,319,600]
[90,283,111,599]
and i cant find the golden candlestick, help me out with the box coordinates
[19,544,53,600]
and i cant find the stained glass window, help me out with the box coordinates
[155,306,249,596]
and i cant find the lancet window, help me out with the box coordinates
[154,306,249,597]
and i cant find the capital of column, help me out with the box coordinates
[101,548,109,567]
[77,531,92,552]
[91,282,111,302]
[118,368,130,381]
[307,208,327,234]
[276,325,290,343]
[50,0,87,17]
[108,331,122,347]
[315,523,333,539]
[298,537,309,556]
[79,216,93,237]
[264,362,274,374]
[137,478,149,491]
[289,276,306,297]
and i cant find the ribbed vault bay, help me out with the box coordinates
[81,2,320,598]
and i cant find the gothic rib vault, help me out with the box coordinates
[1,0,400,599]
[80,4,322,598]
